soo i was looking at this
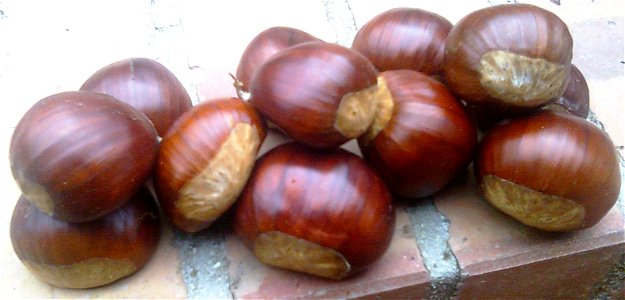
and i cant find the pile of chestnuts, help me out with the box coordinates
[9,3,621,287]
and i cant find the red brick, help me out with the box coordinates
[225,209,429,299]
[434,172,625,299]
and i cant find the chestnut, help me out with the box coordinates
[545,64,590,118]
[10,91,159,222]
[358,70,477,198]
[235,27,320,96]
[233,143,395,280]
[80,57,193,136]
[443,4,573,109]
[351,7,452,75]
[155,97,266,232]
[10,187,161,289]
[475,110,621,232]
[249,42,379,148]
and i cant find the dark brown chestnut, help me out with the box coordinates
[475,110,621,231]
[443,4,573,109]
[235,27,320,96]
[358,70,477,198]
[10,187,161,289]
[249,42,379,148]
[233,142,395,280]
[155,97,266,232]
[80,57,193,136]
[351,7,452,75]
[545,64,590,118]
[10,91,159,222]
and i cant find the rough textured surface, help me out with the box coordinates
[479,50,569,105]
[174,223,232,299]
[321,0,358,46]
[405,199,461,300]
[481,175,586,231]
[177,124,260,223]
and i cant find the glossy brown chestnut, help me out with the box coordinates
[233,143,395,280]
[80,57,193,136]
[351,7,452,75]
[249,42,379,148]
[156,97,266,232]
[475,110,621,232]
[235,27,320,96]
[545,65,590,118]
[10,91,159,222]
[443,4,573,109]
[358,70,477,198]
[10,187,161,289]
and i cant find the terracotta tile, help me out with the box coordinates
[226,209,429,299]
[457,243,624,299]
[434,171,625,299]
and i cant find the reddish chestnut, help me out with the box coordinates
[233,143,395,279]
[235,27,320,96]
[359,70,477,198]
[249,42,379,148]
[444,4,573,109]
[475,111,621,231]
[352,7,452,75]
[545,64,590,118]
[10,91,159,222]
[10,187,161,289]
[156,97,266,232]
[80,57,193,136]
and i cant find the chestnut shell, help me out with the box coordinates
[475,110,621,230]
[10,91,159,222]
[352,7,452,75]
[236,27,320,93]
[443,4,573,108]
[359,70,477,198]
[80,57,193,136]
[155,97,266,232]
[249,42,378,148]
[548,64,590,118]
[10,187,161,289]
[233,142,395,277]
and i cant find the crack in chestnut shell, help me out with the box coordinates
[80,57,193,136]
[359,70,477,198]
[9,188,161,289]
[155,98,266,233]
[443,4,573,108]
[352,7,452,75]
[10,91,159,223]
[249,42,378,148]
[233,143,395,279]
[235,27,320,93]
[475,111,621,231]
